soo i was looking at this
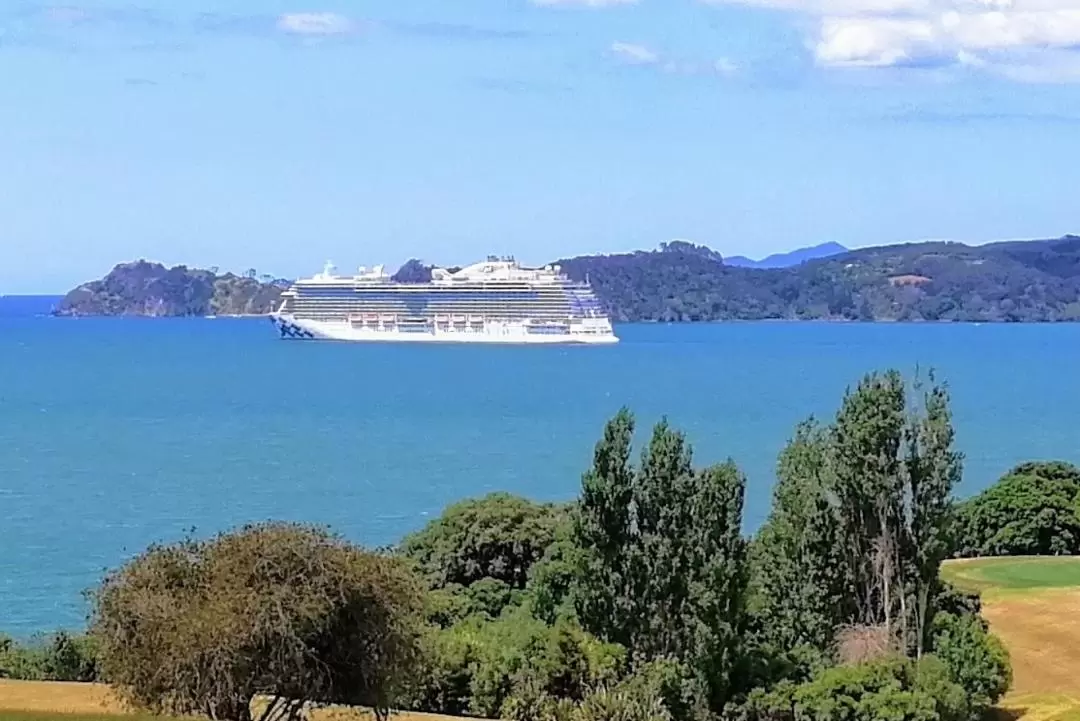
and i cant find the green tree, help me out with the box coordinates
[573,408,637,650]
[752,370,964,663]
[573,411,748,714]
[955,461,1080,557]
[91,522,424,721]
[750,420,849,653]
[906,378,962,657]
[401,492,567,591]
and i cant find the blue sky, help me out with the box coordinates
[1,0,1079,292]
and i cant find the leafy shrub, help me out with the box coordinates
[503,664,675,721]
[732,656,969,721]
[91,522,424,721]
[956,461,1080,557]
[404,609,626,719]
[931,612,1012,714]
[0,632,99,682]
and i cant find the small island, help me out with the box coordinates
[53,260,288,317]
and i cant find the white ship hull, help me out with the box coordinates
[271,314,619,345]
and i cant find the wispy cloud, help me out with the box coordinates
[610,41,660,64]
[701,0,1080,82]
[610,41,739,77]
[0,6,364,49]
[275,12,356,36]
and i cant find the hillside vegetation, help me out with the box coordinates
[53,261,286,317]
[54,235,1080,321]
[559,236,1080,322]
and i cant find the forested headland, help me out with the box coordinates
[52,235,1080,321]
[557,236,1080,322]
[6,368,1078,721]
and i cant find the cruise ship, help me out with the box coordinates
[270,257,618,344]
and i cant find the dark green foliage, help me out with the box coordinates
[930,613,1011,715]
[0,631,99,682]
[503,660,679,721]
[401,492,568,592]
[751,370,963,660]
[91,522,424,721]
[955,461,1080,557]
[53,260,286,317]
[573,410,749,714]
[558,236,1080,322]
[405,609,626,719]
[734,656,969,721]
[527,523,580,625]
[750,421,848,652]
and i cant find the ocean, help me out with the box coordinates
[2,298,1079,635]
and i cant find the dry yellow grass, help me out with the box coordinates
[942,557,1080,721]
[0,679,464,721]
[982,588,1080,696]
[0,680,126,715]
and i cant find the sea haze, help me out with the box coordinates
[1,314,1079,635]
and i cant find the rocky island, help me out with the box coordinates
[53,261,288,317]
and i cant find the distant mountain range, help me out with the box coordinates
[53,235,1080,322]
[723,241,849,269]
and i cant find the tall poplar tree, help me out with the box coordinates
[752,369,963,660]
[573,410,748,714]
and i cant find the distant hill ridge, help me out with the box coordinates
[558,234,1080,322]
[724,241,849,269]
[54,235,1080,322]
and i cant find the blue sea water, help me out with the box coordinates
[1,299,1079,635]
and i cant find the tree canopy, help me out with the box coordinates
[400,492,568,592]
[572,410,749,714]
[955,461,1080,557]
[91,522,424,721]
[751,371,962,660]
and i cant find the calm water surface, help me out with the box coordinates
[2,306,1078,634]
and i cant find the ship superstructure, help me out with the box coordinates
[270,257,618,344]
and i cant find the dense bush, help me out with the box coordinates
[930,612,1011,714]
[0,631,99,682]
[91,522,424,721]
[734,656,970,721]
[503,661,681,721]
[955,461,1080,557]
[405,609,625,719]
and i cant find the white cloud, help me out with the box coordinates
[610,42,739,75]
[703,0,1080,81]
[610,41,660,64]
[532,0,638,6]
[276,12,355,36]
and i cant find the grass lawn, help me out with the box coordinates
[942,556,1080,597]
